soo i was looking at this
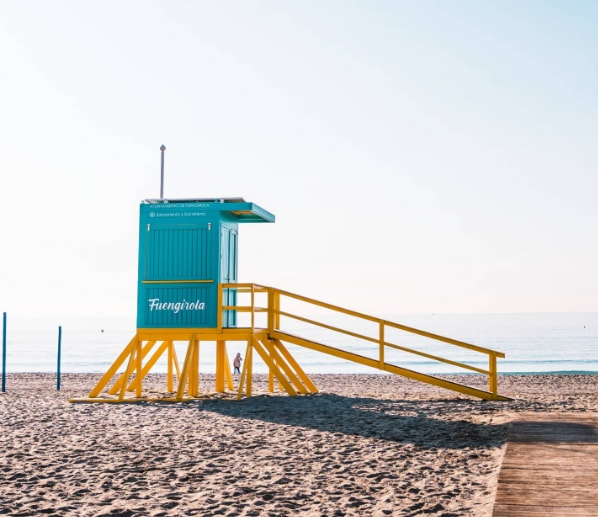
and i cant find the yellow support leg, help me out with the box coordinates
[167,341,174,392]
[251,337,297,396]
[119,338,140,400]
[247,341,253,396]
[195,339,201,396]
[269,369,275,392]
[88,335,138,398]
[237,340,253,399]
[110,340,154,395]
[135,339,142,398]
[190,338,200,397]
[177,337,197,401]
[270,339,318,394]
[125,341,164,392]
[188,343,195,397]
[224,351,233,391]
[130,341,175,392]
[168,341,181,392]
[215,340,226,392]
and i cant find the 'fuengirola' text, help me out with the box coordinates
[148,299,206,313]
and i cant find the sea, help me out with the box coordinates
[1,312,597,376]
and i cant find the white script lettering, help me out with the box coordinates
[148,298,206,313]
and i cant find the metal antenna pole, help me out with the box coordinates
[160,145,166,199]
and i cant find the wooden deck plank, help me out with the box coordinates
[493,504,597,517]
[492,413,598,517]
[494,493,598,504]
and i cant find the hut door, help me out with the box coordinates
[220,227,238,327]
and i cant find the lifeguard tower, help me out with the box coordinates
[75,197,318,402]
[74,196,509,401]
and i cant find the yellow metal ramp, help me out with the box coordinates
[269,331,509,401]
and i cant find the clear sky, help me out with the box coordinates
[1,1,596,319]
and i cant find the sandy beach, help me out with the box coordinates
[1,373,596,516]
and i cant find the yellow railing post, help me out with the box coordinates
[277,291,281,329]
[489,352,498,399]
[267,288,274,333]
[379,321,385,369]
[251,284,255,331]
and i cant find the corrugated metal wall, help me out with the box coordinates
[144,225,212,281]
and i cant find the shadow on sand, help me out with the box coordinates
[175,392,507,449]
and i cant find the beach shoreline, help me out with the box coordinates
[1,373,596,516]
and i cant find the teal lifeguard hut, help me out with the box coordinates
[137,198,274,329]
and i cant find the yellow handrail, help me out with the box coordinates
[219,283,505,398]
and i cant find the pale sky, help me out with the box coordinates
[1,0,596,319]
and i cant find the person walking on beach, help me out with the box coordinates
[233,353,242,374]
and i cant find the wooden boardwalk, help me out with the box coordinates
[493,413,598,516]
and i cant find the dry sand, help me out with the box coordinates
[1,373,597,516]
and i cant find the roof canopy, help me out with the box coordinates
[142,198,275,223]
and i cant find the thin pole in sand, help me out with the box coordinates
[2,312,6,392]
[57,326,62,391]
